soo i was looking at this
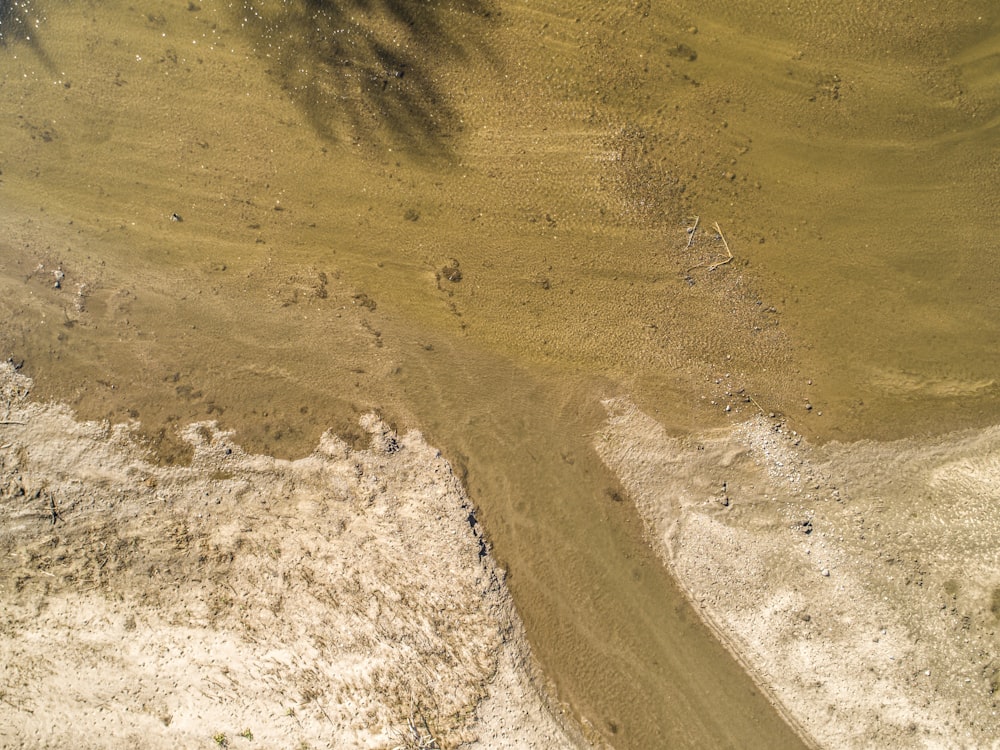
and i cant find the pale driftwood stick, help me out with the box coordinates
[686,215,700,248]
[686,220,734,273]
[746,393,766,414]
[707,221,734,270]
[714,222,732,255]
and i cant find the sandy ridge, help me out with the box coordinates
[0,362,580,750]
[596,397,1000,749]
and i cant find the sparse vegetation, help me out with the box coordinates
[0,362,524,748]
[390,706,442,750]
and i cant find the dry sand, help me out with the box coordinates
[0,361,582,750]
[597,398,1000,749]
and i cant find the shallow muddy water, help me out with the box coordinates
[2,0,999,747]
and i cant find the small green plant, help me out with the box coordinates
[212,733,229,748]
[239,728,253,741]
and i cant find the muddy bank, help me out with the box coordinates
[598,399,1000,748]
[0,362,580,749]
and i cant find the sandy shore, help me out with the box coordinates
[597,398,1000,749]
[12,348,1000,750]
[0,362,582,750]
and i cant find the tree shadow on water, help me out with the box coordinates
[236,0,497,159]
[0,0,26,42]
[0,0,55,70]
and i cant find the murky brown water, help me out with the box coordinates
[2,0,999,747]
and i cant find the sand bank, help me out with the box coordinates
[0,362,581,750]
[597,398,1000,749]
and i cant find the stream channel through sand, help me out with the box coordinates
[2,1,1000,747]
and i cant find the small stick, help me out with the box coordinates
[0,691,30,713]
[685,215,700,248]
[708,222,734,270]
[418,707,436,742]
[746,394,766,414]
[0,421,26,426]
[312,700,335,728]
[48,492,62,525]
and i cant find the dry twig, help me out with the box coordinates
[48,492,62,525]
[685,215,700,248]
[391,704,441,750]
[685,220,735,273]
[707,222,734,270]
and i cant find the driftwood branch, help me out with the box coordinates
[686,220,735,273]
[685,215,700,248]
[707,222,734,270]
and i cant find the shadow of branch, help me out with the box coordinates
[235,0,496,159]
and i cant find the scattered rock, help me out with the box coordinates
[440,259,462,283]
